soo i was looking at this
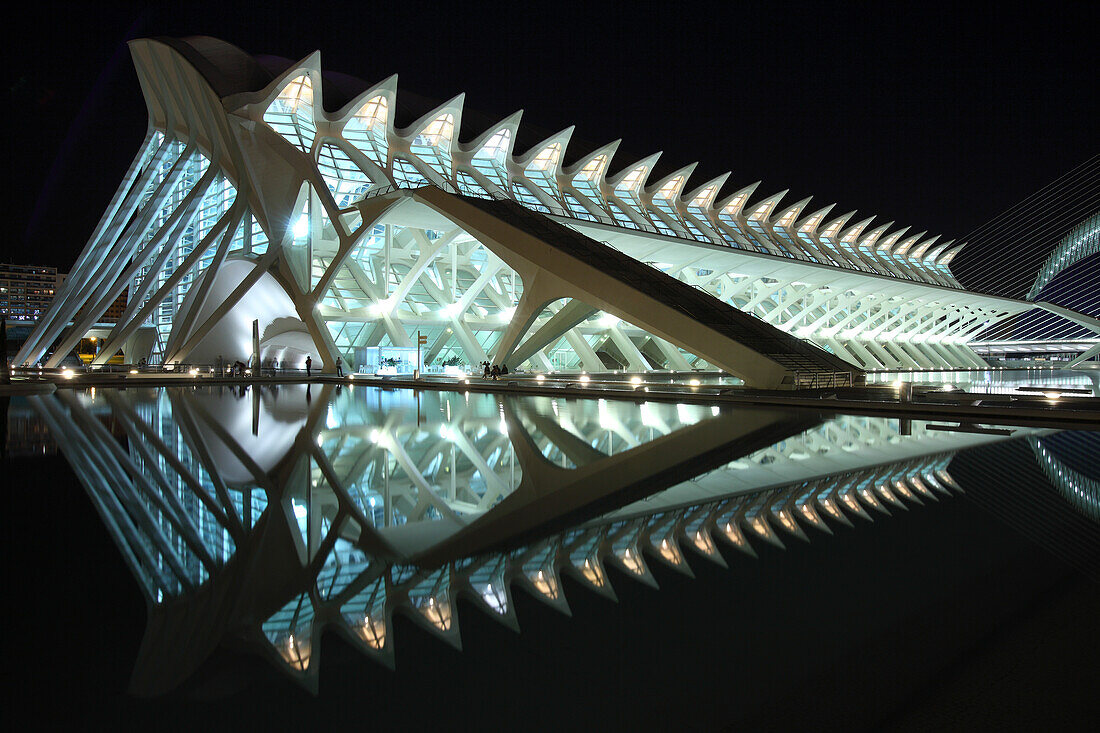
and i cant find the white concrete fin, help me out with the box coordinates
[395,92,466,140]
[819,210,856,239]
[925,239,954,262]
[682,172,730,208]
[771,196,812,228]
[645,162,698,200]
[793,203,836,234]
[457,110,523,153]
[859,222,893,248]
[715,181,761,216]
[840,216,875,243]
[909,234,941,260]
[562,139,621,178]
[747,189,789,221]
[877,225,910,251]
[331,74,398,129]
[892,230,926,256]
[513,126,575,171]
[607,152,663,192]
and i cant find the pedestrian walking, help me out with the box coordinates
[305,355,312,378]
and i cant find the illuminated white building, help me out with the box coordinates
[16,37,1096,386]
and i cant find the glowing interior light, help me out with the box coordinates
[61,369,74,379]
[292,214,309,239]
[630,376,642,385]
[129,369,138,374]
[535,374,545,382]
[1044,392,1060,400]
[689,379,701,386]
[579,375,590,384]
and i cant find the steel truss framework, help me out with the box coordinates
[19,37,1087,378]
[32,385,1049,692]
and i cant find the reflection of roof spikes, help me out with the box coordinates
[512,126,575,168]
[645,162,698,198]
[682,172,731,206]
[395,92,465,138]
[715,181,760,214]
[562,139,621,177]
[457,110,522,152]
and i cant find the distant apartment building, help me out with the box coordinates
[0,264,64,322]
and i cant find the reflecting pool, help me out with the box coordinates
[3,382,1097,703]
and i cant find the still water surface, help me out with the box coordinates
[3,377,1097,726]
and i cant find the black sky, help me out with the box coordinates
[7,1,1098,274]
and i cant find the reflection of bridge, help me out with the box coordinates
[26,384,1058,692]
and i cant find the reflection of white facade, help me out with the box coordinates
[31,384,1058,691]
[19,36,1092,382]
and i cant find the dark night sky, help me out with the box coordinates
[7,1,1098,279]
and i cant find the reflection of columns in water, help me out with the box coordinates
[27,384,1065,694]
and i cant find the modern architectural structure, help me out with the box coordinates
[0,264,63,322]
[27,384,1065,692]
[15,37,1098,386]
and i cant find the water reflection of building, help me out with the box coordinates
[25,385,1067,693]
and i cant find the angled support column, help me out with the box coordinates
[506,298,597,368]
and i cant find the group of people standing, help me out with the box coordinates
[480,361,509,379]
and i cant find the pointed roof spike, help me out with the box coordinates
[892,230,926,256]
[747,189,789,220]
[793,203,836,234]
[683,172,731,207]
[909,234,942,259]
[512,125,575,169]
[840,215,876,243]
[645,162,698,198]
[925,239,955,262]
[606,152,663,190]
[395,92,465,139]
[715,180,761,215]
[771,195,812,227]
[563,139,622,177]
[938,241,966,265]
[859,221,894,248]
[231,49,323,116]
[877,225,910,251]
[456,109,523,152]
[331,73,398,124]
[820,210,857,239]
